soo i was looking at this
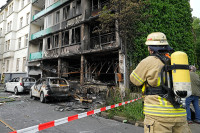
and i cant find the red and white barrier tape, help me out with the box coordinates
[10,97,142,133]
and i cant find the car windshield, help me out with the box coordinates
[49,79,67,85]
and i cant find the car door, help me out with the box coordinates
[10,78,17,92]
[33,79,43,97]
[23,77,36,90]
[6,78,14,91]
[12,77,20,91]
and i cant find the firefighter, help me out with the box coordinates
[130,32,191,133]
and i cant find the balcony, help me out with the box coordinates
[85,1,110,19]
[30,51,43,61]
[32,0,38,3]
[43,48,59,58]
[31,28,52,40]
[32,0,69,21]
[89,33,116,50]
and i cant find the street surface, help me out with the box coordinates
[0,86,144,133]
[1,85,200,133]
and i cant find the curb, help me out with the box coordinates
[100,112,144,127]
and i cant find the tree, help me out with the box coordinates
[192,17,200,67]
[98,0,195,66]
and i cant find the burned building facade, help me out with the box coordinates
[28,0,129,92]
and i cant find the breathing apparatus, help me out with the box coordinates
[145,32,192,108]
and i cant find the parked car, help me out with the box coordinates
[4,77,36,95]
[30,77,70,103]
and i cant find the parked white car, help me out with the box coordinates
[30,77,70,103]
[4,77,36,95]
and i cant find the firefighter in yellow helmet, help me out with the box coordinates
[130,32,191,133]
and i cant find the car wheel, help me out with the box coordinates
[14,87,18,95]
[4,85,7,92]
[40,92,46,103]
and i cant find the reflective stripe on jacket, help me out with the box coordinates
[130,56,186,117]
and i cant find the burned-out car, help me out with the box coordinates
[30,77,70,103]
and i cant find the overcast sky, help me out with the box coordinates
[0,0,199,18]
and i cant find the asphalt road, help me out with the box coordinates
[0,86,144,133]
[1,85,200,133]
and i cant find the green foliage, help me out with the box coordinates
[132,0,195,65]
[192,17,200,67]
[98,0,195,67]
[105,88,144,121]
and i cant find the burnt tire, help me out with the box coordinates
[14,87,18,95]
[40,92,46,103]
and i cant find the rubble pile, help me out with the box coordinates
[54,83,108,113]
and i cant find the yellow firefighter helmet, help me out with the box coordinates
[145,32,169,46]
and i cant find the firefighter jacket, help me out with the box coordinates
[190,72,200,97]
[130,56,186,121]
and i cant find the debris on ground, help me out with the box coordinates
[8,95,21,98]
[0,97,15,103]
[53,83,108,113]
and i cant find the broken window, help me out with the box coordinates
[76,0,81,15]
[62,30,69,46]
[47,37,51,49]
[92,0,98,11]
[72,0,81,16]
[46,14,52,28]
[63,5,70,20]
[39,42,43,51]
[72,27,81,44]
[53,34,59,48]
[55,11,60,24]
[92,0,108,11]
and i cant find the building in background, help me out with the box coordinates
[0,0,31,82]
[29,0,129,92]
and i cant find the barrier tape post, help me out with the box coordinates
[10,97,142,133]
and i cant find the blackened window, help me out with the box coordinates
[62,31,69,46]
[76,0,81,15]
[63,5,70,20]
[54,34,59,48]
[55,11,60,24]
[72,27,81,44]
[47,37,51,49]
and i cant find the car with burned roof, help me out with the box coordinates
[4,77,36,95]
[30,77,70,103]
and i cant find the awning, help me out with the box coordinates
[28,62,40,66]
[29,69,42,75]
